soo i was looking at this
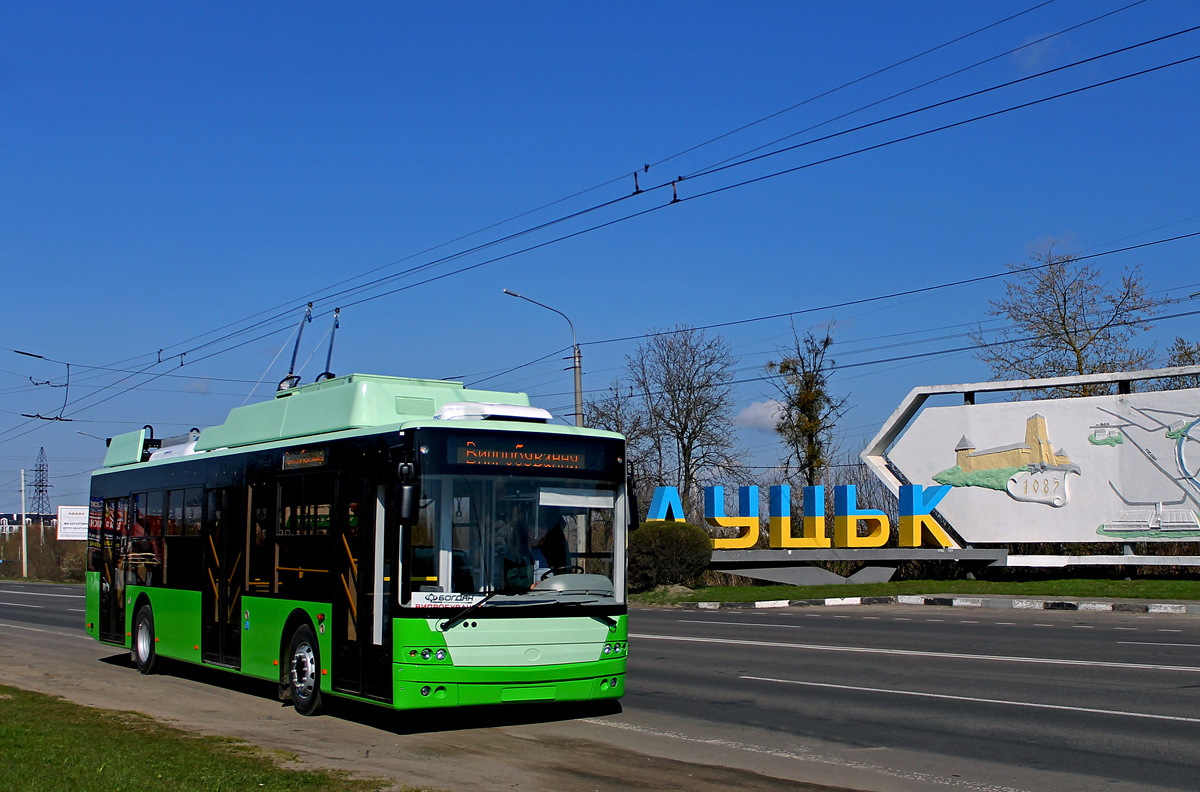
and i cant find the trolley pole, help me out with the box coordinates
[572,344,583,430]
[20,469,27,578]
[503,289,584,427]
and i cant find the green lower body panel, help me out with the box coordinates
[393,665,624,709]
[126,586,202,661]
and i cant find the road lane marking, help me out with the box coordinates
[0,621,92,641]
[1114,627,1137,631]
[680,620,804,629]
[0,602,42,608]
[630,633,1200,673]
[582,718,1033,792]
[742,675,1200,725]
[995,622,1015,625]
[1119,641,1200,648]
[0,589,83,599]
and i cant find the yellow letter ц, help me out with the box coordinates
[649,483,955,550]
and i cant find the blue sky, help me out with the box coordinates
[3,1,1199,511]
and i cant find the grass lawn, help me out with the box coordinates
[0,684,432,792]
[630,578,1200,605]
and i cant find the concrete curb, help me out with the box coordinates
[678,595,1200,615]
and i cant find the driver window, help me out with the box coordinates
[405,479,441,598]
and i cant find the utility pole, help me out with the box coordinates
[502,289,585,427]
[20,469,27,578]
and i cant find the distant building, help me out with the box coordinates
[954,414,1072,473]
[0,513,56,536]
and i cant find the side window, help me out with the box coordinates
[184,488,203,536]
[130,491,164,586]
[101,497,128,592]
[276,474,335,599]
[166,489,184,536]
[163,488,203,589]
[246,484,274,595]
[86,497,103,573]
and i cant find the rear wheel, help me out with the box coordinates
[287,625,323,716]
[133,605,156,674]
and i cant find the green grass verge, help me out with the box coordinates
[0,684,428,792]
[630,579,1200,605]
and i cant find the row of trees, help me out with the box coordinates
[586,250,1199,529]
[972,250,1200,395]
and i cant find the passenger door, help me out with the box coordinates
[332,479,393,702]
[97,497,128,644]
[201,488,245,668]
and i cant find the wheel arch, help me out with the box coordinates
[131,592,153,624]
[279,609,317,675]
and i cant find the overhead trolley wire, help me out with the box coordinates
[646,0,1063,174]
[689,0,1149,176]
[63,1,1078,381]
[6,20,1198,436]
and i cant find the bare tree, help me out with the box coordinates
[1156,337,1200,390]
[767,328,848,487]
[969,250,1161,397]
[628,325,744,519]
[584,380,658,521]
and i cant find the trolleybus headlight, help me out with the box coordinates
[603,644,612,654]
[435,649,446,661]
[421,648,432,660]
[420,686,431,697]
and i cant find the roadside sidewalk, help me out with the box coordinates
[679,593,1200,615]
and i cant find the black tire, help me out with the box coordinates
[133,605,156,674]
[286,624,323,716]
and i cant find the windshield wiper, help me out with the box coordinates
[552,600,619,627]
[439,591,498,632]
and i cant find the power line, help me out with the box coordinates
[23,3,1134,393]
[7,27,1199,433]
[689,0,1148,176]
[652,0,1064,174]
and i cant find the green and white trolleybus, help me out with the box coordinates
[85,374,629,715]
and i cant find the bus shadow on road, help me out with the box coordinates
[328,696,624,735]
[99,652,623,732]
[99,652,287,706]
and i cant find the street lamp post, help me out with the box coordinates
[503,289,584,427]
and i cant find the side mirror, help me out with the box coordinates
[397,484,419,526]
[626,472,639,532]
[397,462,419,527]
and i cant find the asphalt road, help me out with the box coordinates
[3,581,1199,791]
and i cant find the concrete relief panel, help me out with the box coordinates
[887,388,1200,543]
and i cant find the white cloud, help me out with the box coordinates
[736,399,783,432]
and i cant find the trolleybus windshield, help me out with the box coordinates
[403,429,624,609]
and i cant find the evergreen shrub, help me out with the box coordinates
[628,520,712,592]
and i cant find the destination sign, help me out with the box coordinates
[450,438,587,470]
[283,448,328,470]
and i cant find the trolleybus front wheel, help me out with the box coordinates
[287,625,323,716]
[133,605,157,674]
